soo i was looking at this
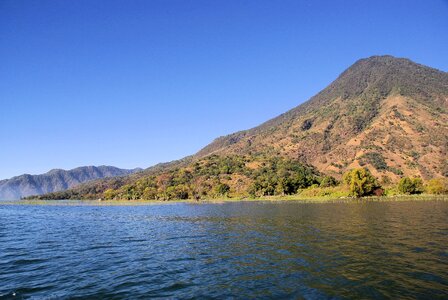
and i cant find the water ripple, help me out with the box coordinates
[0,201,447,298]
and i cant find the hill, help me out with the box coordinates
[196,55,448,181]
[32,55,448,200]
[0,166,142,200]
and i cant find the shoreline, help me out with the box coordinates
[1,194,447,206]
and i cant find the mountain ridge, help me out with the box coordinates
[200,55,446,141]
[0,166,142,200]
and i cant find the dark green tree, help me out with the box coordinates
[319,176,338,187]
[215,183,230,196]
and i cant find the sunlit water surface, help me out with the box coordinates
[1,200,447,299]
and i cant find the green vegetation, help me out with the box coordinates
[298,185,349,198]
[31,155,323,201]
[319,176,338,187]
[248,158,320,197]
[342,168,382,197]
[26,154,448,201]
[388,167,404,176]
[301,119,313,131]
[215,183,230,197]
[360,152,388,170]
[397,177,424,194]
[425,178,448,195]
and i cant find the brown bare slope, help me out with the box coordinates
[196,55,448,180]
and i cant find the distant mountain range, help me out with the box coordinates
[0,166,141,200]
[30,55,448,200]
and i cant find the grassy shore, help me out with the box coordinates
[1,193,446,206]
[260,193,448,203]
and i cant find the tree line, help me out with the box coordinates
[26,154,448,200]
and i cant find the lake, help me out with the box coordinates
[1,200,447,299]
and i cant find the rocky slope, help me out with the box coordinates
[0,166,141,200]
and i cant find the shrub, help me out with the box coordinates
[301,119,313,131]
[397,177,424,194]
[166,185,189,199]
[381,175,392,185]
[388,167,404,175]
[362,152,388,170]
[299,185,349,198]
[319,176,338,187]
[343,168,381,197]
[215,183,230,196]
[103,189,116,200]
[425,178,448,194]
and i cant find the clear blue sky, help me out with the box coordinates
[1,0,447,179]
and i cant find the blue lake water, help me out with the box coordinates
[1,200,447,299]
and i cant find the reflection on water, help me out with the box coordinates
[0,200,447,298]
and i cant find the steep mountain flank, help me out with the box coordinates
[0,166,141,200]
[196,55,448,181]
